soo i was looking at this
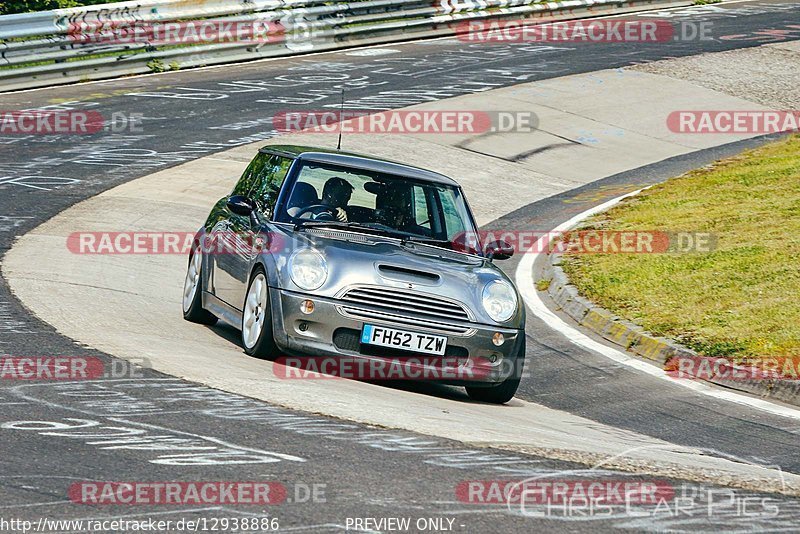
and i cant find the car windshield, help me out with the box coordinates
[276,161,480,252]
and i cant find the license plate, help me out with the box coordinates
[361,324,447,356]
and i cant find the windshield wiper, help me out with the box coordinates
[294,220,399,240]
[341,222,434,241]
[400,235,451,245]
[294,220,454,249]
[294,220,367,231]
[399,236,457,255]
[351,224,451,246]
[296,220,400,236]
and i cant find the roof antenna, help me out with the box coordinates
[336,88,345,151]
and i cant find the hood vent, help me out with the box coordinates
[378,264,440,284]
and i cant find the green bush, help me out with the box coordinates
[146,58,166,73]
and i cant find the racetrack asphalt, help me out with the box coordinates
[2,1,800,531]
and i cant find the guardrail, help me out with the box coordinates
[0,0,693,92]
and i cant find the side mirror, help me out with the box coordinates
[226,195,256,217]
[485,240,514,261]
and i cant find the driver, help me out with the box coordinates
[321,177,354,222]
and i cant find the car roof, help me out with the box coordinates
[259,144,459,186]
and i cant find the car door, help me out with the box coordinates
[210,156,261,308]
[213,153,293,309]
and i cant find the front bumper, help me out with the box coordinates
[270,288,524,385]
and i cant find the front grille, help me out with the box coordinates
[340,286,471,322]
[333,328,362,352]
[333,328,469,360]
[338,306,472,335]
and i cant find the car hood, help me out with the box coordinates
[268,226,523,327]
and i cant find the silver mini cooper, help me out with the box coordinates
[182,145,525,403]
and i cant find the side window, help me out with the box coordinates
[231,157,262,197]
[231,153,292,216]
[438,189,466,240]
[412,185,432,230]
[251,155,293,216]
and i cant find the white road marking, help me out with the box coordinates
[514,189,800,421]
[3,0,766,96]
[0,501,70,509]
[345,48,400,56]
[107,417,307,462]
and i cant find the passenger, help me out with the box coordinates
[377,183,413,230]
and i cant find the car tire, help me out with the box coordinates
[465,337,525,405]
[182,242,218,326]
[242,266,280,360]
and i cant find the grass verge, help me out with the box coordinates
[561,134,800,365]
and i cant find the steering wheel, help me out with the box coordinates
[295,204,337,221]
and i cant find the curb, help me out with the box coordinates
[541,249,800,407]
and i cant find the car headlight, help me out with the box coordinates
[289,249,328,291]
[481,280,517,323]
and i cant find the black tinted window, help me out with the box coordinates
[232,153,293,215]
[232,157,261,197]
[252,155,293,215]
[276,161,477,244]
